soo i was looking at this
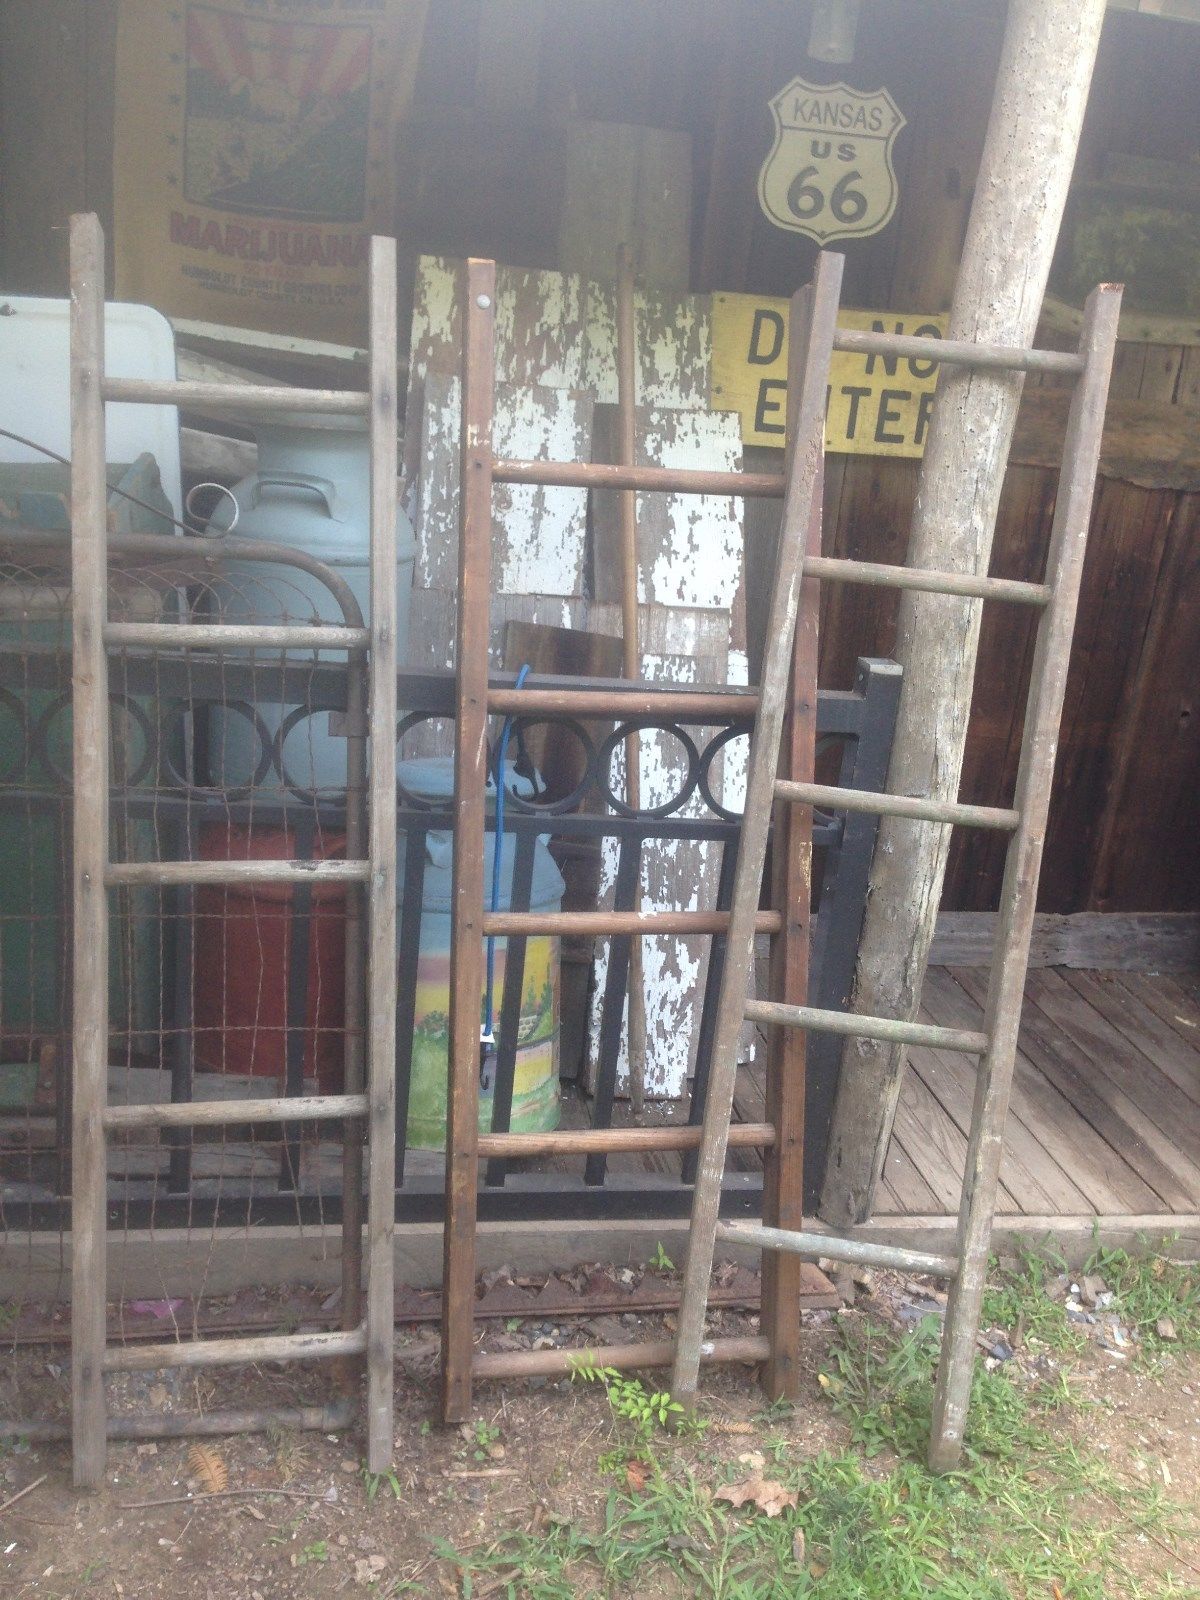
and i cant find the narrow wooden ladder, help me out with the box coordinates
[67,212,400,1486]
[440,259,825,1423]
[670,257,1122,1470]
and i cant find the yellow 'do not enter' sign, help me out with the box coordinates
[710,292,948,456]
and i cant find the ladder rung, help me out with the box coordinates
[832,327,1083,378]
[105,622,369,651]
[804,556,1050,607]
[493,457,785,500]
[486,686,758,719]
[744,999,989,1054]
[103,1094,368,1131]
[105,859,370,888]
[481,909,783,937]
[775,780,1019,831]
[101,376,369,415]
[101,1325,366,1373]
[716,1220,959,1278]
[474,1335,771,1382]
[477,1121,774,1158]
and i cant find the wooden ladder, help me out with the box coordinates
[444,252,1120,1468]
[670,253,1122,1470]
[67,212,400,1486]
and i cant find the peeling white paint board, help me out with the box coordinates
[578,281,711,410]
[408,256,588,393]
[583,648,737,1101]
[415,371,591,596]
[591,404,744,617]
[406,256,711,417]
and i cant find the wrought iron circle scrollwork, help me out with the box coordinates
[161,698,275,799]
[492,716,594,816]
[35,691,157,790]
[596,719,702,820]
[696,724,749,822]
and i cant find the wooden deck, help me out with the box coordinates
[726,965,1200,1232]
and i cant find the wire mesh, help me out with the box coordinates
[0,523,368,1425]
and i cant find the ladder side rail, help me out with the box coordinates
[760,449,822,1400]
[69,211,112,1489]
[441,259,497,1424]
[364,234,400,1472]
[928,281,1122,1471]
[671,252,845,1407]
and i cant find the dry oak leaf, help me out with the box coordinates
[625,1458,652,1493]
[715,1474,798,1518]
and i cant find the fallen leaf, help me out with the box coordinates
[187,1443,229,1495]
[737,1451,765,1472]
[792,1528,806,1565]
[809,1561,828,1579]
[715,1475,798,1518]
[625,1458,651,1493]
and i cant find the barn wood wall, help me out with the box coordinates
[1,0,1196,913]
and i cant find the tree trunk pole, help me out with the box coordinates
[818,0,1108,1227]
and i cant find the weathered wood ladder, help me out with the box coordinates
[672,254,1121,1470]
[446,250,1120,1469]
[68,212,399,1486]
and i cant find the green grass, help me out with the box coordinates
[980,1238,1200,1364]
[1082,1241,1200,1355]
[442,1311,1200,1600]
[981,1245,1086,1354]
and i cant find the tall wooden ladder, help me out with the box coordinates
[670,253,1121,1470]
[67,212,400,1486]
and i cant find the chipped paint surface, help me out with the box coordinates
[585,649,736,1100]
[408,257,710,411]
[416,373,590,597]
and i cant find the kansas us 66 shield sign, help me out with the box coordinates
[758,77,905,243]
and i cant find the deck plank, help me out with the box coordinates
[890,1068,1020,1213]
[954,967,1194,1212]
[1118,973,1200,1051]
[1020,970,1200,1205]
[925,968,1159,1214]
[904,1041,1090,1214]
[1062,970,1200,1109]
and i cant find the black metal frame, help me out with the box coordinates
[0,649,900,1230]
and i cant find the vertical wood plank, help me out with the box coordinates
[441,260,496,1425]
[365,234,399,1472]
[69,210,110,1489]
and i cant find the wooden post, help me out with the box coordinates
[441,261,496,1424]
[69,212,111,1489]
[616,242,647,1116]
[819,0,1109,1227]
[365,234,399,1471]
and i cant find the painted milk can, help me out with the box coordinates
[398,758,564,1149]
[205,413,417,794]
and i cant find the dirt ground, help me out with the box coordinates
[3,1286,1200,1599]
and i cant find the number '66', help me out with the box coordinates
[786,166,869,224]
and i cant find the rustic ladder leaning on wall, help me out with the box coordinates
[440,256,822,1424]
[671,255,1122,1471]
[68,212,400,1487]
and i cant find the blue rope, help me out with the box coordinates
[483,663,530,1041]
